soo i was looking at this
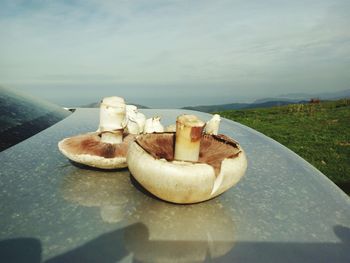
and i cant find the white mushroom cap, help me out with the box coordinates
[143,116,164,133]
[58,132,135,169]
[135,112,146,132]
[59,96,138,169]
[126,104,138,113]
[126,119,140,135]
[127,133,247,204]
[126,105,146,134]
[204,114,221,135]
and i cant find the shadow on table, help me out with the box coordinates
[0,225,349,263]
[0,237,41,263]
[219,225,350,263]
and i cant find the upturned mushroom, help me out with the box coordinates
[58,96,136,169]
[127,114,247,204]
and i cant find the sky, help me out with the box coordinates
[0,0,349,108]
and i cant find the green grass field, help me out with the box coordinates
[217,99,350,193]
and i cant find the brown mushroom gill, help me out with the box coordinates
[136,133,241,176]
[60,133,135,158]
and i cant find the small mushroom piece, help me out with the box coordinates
[127,114,247,204]
[205,114,221,135]
[126,105,146,134]
[143,116,164,133]
[165,124,176,132]
[58,96,134,169]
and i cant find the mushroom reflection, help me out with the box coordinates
[60,168,236,261]
[125,198,235,262]
[61,169,137,223]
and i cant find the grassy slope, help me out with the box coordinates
[217,99,350,191]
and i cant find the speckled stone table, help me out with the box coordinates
[1,109,349,262]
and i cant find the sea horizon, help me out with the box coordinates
[4,84,348,109]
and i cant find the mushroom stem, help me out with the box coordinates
[100,131,123,144]
[174,115,205,162]
[99,96,126,133]
[98,96,127,144]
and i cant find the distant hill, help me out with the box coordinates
[80,102,149,109]
[278,89,350,101]
[253,97,301,104]
[183,89,350,113]
[182,100,304,113]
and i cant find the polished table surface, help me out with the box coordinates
[1,108,349,263]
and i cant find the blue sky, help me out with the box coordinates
[0,0,349,107]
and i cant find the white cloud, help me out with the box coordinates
[0,0,349,105]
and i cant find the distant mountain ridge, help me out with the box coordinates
[183,89,350,113]
[253,97,301,104]
[182,100,305,113]
[278,89,350,101]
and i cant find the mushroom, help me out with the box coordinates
[127,114,247,204]
[126,105,146,134]
[143,116,164,133]
[58,96,135,169]
[204,114,221,135]
[165,124,176,132]
[124,200,235,262]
